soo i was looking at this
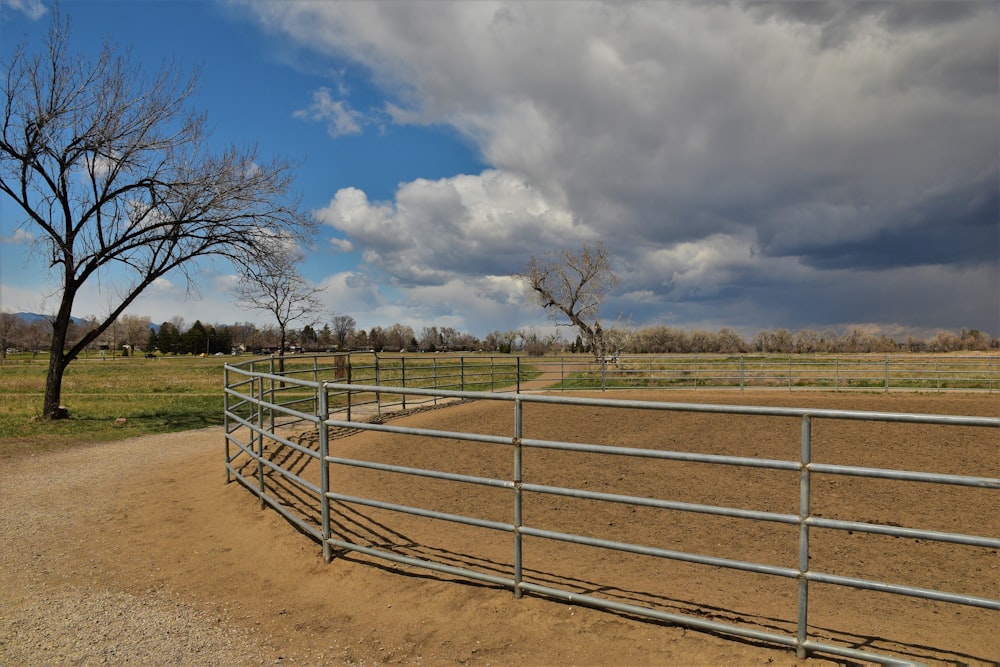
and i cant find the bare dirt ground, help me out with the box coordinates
[2,389,998,666]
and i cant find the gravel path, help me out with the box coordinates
[0,430,279,666]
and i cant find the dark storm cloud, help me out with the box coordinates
[748,1,986,49]
[794,180,999,271]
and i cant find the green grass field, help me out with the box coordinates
[0,354,229,456]
[4,351,994,457]
[0,352,530,456]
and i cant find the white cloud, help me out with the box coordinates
[1,228,34,245]
[329,237,354,253]
[293,87,362,137]
[1,0,46,20]
[306,269,526,335]
[315,170,579,286]
[0,281,50,313]
[633,234,763,299]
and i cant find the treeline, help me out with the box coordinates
[0,310,996,358]
[599,325,997,355]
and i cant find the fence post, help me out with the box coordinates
[884,355,890,393]
[740,356,745,391]
[268,356,276,435]
[257,377,266,510]
[796,415,812,659]
[400,356,407,410]
[513,397,524,599]
[461,356,466,391]
[516,356,521,394]
[347,362,353,423]
[319,383,332,563]
[224,365,232,483]
[375,354,382,416]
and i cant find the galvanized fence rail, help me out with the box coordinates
[223,356,999,665]
[552,353,999,391]
[301,352,999,398]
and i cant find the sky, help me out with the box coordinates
[0,0,997,341]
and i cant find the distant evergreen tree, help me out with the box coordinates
[156,322,180,355]
[300,325,318,348]
[184,321,208,355]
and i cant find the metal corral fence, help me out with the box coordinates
[236,352,1000,397]
[532,353,1000,392]
[223,355,999,665]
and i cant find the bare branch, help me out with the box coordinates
[0,9,315,418]
[234,246,325,360]
[518,242,619,358]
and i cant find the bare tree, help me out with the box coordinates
[519,242,619,359]
[330,313,356,350]
[120,314,152,354]
[22,318,51,358]
[601,319,636,359]
[235,246,324,370]
[0,12,314,418]
[385,323,415,352]
[0,311,20,359]
[419,326,440,352]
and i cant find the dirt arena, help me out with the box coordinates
[2,390,998,665]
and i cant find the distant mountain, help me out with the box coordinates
[11,312,158,332]
[12,312,90,327]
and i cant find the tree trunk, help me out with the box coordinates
[43,313,71,419]
[278,325,287,375]
[42,281,81,419]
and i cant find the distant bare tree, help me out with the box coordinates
[716,327,747,354]
[960,328,990,351]
[419,326,440,352]
[794,329,821,354]
[519,242,619,359]
[0,312,20,358]
[600,316,637,358]
[120,315,151,354]
[330,314,357,350]
[235,246,324,370]
[0,11,314,418]
[929,331,961,353]
[228,321,259,353]
[22,318,50,358]
[385,323,415,352]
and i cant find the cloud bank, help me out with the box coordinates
[244,1,999,337]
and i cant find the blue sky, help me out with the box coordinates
[1,0,997,340]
